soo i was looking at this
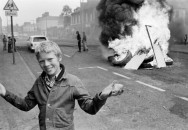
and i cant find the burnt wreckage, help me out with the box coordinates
[96,0,173,69]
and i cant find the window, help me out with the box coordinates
[33,37,47,42]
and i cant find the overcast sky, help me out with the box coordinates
[0,0,80,26]
[0,0,187,27]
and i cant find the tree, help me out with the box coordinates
[62,5,72,16]
[60,5,72,27]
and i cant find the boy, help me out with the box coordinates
[0,41,124,130]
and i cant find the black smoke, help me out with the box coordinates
[96,0,144,47]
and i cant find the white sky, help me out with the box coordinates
[0,0,80,26]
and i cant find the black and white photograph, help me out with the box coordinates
[0,0,188,130]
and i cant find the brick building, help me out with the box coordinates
[168,0,188,41]
[36,12,59,36]
[71,0,101,40]
[0,16,2,34]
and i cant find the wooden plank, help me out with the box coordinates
[124,53,147,70]
[153,44,166,68]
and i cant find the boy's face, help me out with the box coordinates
[38,51,62,77]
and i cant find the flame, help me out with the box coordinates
[106,0,171,59]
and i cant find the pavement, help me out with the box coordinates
[0,42,39,130]
[0,40,188,130]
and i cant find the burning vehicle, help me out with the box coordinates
[96,0,173,69]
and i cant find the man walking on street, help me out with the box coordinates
[0,41,124,130]
[2,35,7,51]
[76,31,81,52]
[184,34,187,45]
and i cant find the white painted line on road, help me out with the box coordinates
[17,52,36,81]
[78,66,97,69]
[64,54,71,57]
[136,80,165,92]
[175,95,188,101]
[112,72,131,79]
[110,71,188,102]
[97,66,108,71]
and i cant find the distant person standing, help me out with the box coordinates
[7,37,17,53]
[184,34,187,45]
[82,32,88,51]
[76,31,81,52]
[2,35,7,51]
[12,37,17,52]
[8,37,12,53]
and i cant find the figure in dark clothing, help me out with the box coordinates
[8,37,12,53]
[7,37,17,52]
[76,31,81,52]
[11,37,17,52]
[184,34,187,45]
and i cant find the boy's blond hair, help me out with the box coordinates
[35,41,62,60]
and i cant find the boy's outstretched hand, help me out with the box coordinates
[0,83,6,97]
[100,81,124,99]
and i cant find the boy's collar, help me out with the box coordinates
[55,64,66,81]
